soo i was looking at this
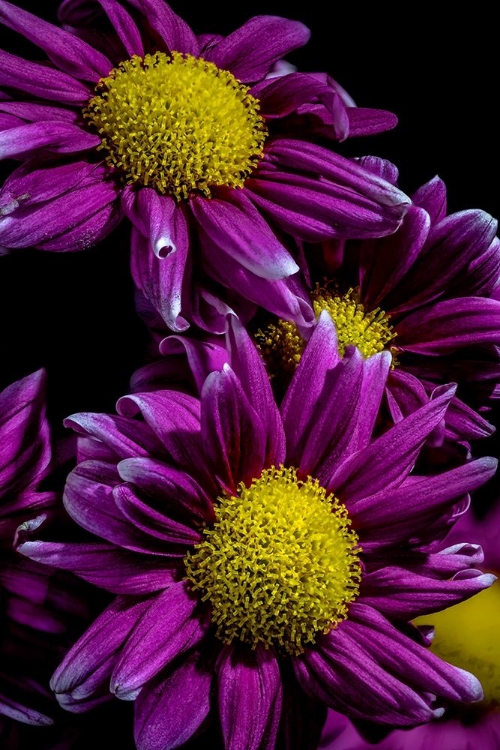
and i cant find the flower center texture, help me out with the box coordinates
[184,466,361,655]
[84,52,267,200]
[414,579,500,709]
[256,287,396,377]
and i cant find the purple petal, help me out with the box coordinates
[359,205,430,309]
[412,175,447,223]
[201,365,267,493]
[217,644,282,750]
[360,565,496,619]
[134,649,212,750]
[254,72,340,121]
[18,540,174,594]
[0,100,78,124]
[0,369,50,500]
[111,581,208,699]
[0,48,91,104]
[190,190,299,280]
[95,0,145,57]
[281,311,340,465]
[346,107,398,137]
[125,189,190,331]
[352,456,498,545]
[226,316,286,466]
[396,298,500,353]
[113,483,203,546]
[158,334,229,396]
[0,121,99,160]
[0,177,119,251]
[0,0,112,80]
[51,595,150,703]
[200,229,314,329]
[330,384,456,499]
[64,411,165,459]
[205,15,310,83]
[125,0,199,55]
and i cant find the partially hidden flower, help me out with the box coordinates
[18,314,498,749]
[0,0,409,332]
[320,500,500,750]
[0,370,88,733]
[256,170,500,443]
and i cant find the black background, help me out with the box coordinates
[1,0,498,431]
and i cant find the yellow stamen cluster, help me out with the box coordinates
[84,52,267,200]
[184,466,361,655]
[256,287,396,379]
[414,579,500,709]
[313,287,396,359]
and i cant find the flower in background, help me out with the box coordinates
[0,0,409,332]
[320,500,500,750]
[19,315,497,749]
[256,170,500,443]
[0,370,88,734]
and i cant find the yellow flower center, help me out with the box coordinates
[184,466,361,655]
[256,287,396,378]
[84,52,267,200]
[414,579,500,710]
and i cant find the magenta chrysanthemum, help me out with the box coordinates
[0,0,409,332]
[19,315,498,749]
[320,502,500,750]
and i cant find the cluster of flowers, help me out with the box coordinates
[0,1,499,748]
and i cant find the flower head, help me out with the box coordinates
[257,170,500,442]
[0,0,409,332]
[19,315,498,748]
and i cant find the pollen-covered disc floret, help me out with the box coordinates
[184,466,361,655]
[84,52,267,200]
[415,579,500,709]
[257,287,396,378]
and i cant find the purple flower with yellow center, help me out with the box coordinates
[0,0,409,332]
[18,315,498,749]
[320,501,500,750]
[257,171,500,441]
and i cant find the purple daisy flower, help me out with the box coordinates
[320,501,500,750]
[0,0,409,332]
[19,315,498,748]
[0,370,88,731]
[256,170,500,443]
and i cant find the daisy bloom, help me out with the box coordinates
[320,500,500,750]
[257,171,500,442]
[19,314,498,749]
[0,0,409,332]
[0,370,88,734]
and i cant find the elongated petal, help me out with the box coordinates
[412,175,447,223]
[281,312,340,465]
[226,316,286,466]
[64,412,165,459]
[95,0,144,57]
[190,190,298,280]
[111,582,207,699]
[0,178,119,251]
[51,596,150,701]
[352,457,498,545]
[201,366,266,493]
[134,650,212,750]
[0,121,99,160]
[0,49,91,104]
[330,384,456,499]
[0,0,111,80]
[359,205,430,309]
[0,369,50,500]
[125,0,199,55]
[205,15,310,82]
[18,540,173,594]
[396,298,500,353]
[217,644,282,750]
